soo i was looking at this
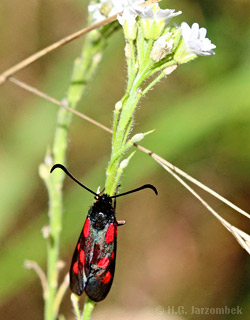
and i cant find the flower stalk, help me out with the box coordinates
[104,1,216,197]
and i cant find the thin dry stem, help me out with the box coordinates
[9,76,249,223]
[25,260,48,298]
[230,226,250,255]
[9,77,112,134]
[156,160,250,255]
[71,293,81,320]
[135,144,250,220]
[53,273,70,317]
[0,17,115,85]
[0,0,161,86]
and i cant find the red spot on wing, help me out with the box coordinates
[106,224,114,243]
[102,271,111,284]
[77,243,80,251]
[111,252,115,259]
[83,218,90,238]
[98,257,109,269]
[80,250,85,264]
[72,262,79,274]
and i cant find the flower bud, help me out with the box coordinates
[115,101,123,111]
[130,133,144,143]
[150,33,174,62]
[119,159,129,169]
[163,64,177,75]
[118,7,138,40]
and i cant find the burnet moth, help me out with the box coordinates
[50,164,158,302]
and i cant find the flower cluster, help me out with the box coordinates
[117,1,215,65]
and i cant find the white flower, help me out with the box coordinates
[117,4,138,39]
[117,4,137,25]
[134,5,182,24]
[130,3,182,39]
[181,22,216,56]
[150,33,174,62]
[88,0,143,23]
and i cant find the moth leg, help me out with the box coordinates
[117,220,126,226]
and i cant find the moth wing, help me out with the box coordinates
[70,217,94,296]
[85,222,117,302]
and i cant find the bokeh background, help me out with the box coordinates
[0,0,250,319]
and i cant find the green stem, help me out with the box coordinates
[148,59,176,78]
[109,139,133,168]
[129,39,136,68]
[105,43,156,196]
[113,150,136,189]
[44,107,73,320]
[136,26,146,69]
[142,71,166,96]
[81,298,96,320]
[126,40,137,93]
[122,118,133,146]
[112,108,120,145]
[141,39,154,68]
[44,170,63,320]
[43,26,115,320]
[105,87,141,195]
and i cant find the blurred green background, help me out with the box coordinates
[0,0,250,319]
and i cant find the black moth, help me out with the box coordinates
[50,164,157,302]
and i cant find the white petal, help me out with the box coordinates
[181,22,191,38]
[133,6,154,19]
[199,27,207,39]
[156,9,182,21]
[117,13,124,25]
[117,5,137,25]
[191,23,200,40]
[181,22,216,56]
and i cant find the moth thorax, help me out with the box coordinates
[93,212,108,230]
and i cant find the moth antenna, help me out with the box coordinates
[50,164,98,197]
[110,184,158,199]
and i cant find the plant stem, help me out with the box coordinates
[142,71,166,96]
[81,298,96,320]
[105,87,141,195]
[43,26,114,320]
[44,105,73,320]
[105,37,155,195]
[71,294,81,320]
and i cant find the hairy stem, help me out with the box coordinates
[105,87,141,195]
